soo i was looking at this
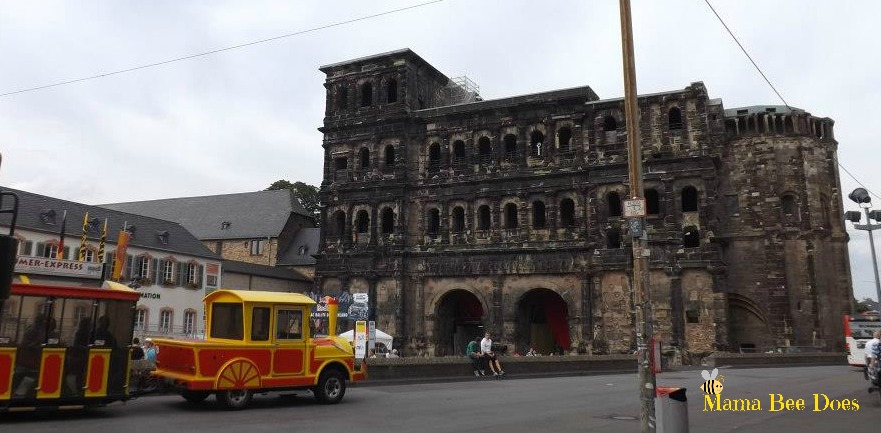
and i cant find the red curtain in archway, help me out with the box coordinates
[543,295,570,350]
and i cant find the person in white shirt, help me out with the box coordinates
[867,330,881,366]
[480,332,505,376]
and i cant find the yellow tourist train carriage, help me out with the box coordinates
[0,281,139,411]
[152,289,365,410]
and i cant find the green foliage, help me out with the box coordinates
[266,180,320,226]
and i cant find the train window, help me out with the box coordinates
[210,303,244,340]
[276,309,303,340]
[251,307,270,341]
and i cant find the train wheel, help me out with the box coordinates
[181,390,211,404]
[217,389,253,410]
[314,370,346,404]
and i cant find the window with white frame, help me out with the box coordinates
[83,249,95,262]
[249,239,265,255]
[183,310,196,335]
[160,309,173,332]
[135,308,147,331]
[163,260,174,282]
[138,256,150,278]
[43,244,59,259]
[186,263,197,284]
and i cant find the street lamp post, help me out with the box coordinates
[845,188,881,304]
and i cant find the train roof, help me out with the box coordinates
[204,289,316,306]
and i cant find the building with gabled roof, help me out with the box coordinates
[0,186,222,339]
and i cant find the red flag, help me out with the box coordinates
[56,210,68,260]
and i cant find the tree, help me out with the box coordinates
[266,180,320,226]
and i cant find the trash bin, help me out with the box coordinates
[656,387,688,433]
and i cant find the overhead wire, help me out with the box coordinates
[702,0,881,201]
[0,0,448,98]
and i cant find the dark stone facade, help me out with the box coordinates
[314,49,852,359]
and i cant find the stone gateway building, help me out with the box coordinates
[314,49,852,359]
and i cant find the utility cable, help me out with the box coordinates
[703,0,881,201]
[0,0,448,98]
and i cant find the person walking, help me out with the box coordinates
[480,332,505,376]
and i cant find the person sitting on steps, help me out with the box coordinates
[466,337,485,377]
[480,332,505,376]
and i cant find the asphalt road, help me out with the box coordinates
[2,365,878,433]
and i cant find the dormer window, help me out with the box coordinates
[40,209,57,225]
[221,221,231,230]
[298,246,307,255]
[156,230,170,245]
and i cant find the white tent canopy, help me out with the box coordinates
[338,329,393,351]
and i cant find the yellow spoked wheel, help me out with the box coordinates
[216,359,261,390]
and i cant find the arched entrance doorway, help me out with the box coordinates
[434,290,484,356]
[516,289,570,355]
[727,293,771,352]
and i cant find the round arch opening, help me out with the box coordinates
[516,289,570,355]
[434,290,484,357]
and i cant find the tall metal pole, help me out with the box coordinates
[863,207,881,303]
[619,1,656,431]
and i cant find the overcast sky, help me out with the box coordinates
[1,0,879,300]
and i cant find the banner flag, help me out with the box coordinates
[97,218,108,263]
[111,225,131,282]
[77,211,90,261]
[56,210,67,261]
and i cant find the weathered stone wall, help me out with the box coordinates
[221,271,311,292]
[218,238,280,266]
[314,50,851,359]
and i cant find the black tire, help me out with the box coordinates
[181,390,211,404]
[314,370,346,404]
[217,389,253,410]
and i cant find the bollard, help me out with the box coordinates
[656,386,688,433]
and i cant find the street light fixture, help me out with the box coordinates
[846,188,881,304]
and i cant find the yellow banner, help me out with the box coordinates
[0,348,16,400]
[36,349,66,399]
[85,349,111,398]
[111,230,131,281]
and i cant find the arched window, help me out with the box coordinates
[385,145,396,167]
[607,192,622,217]
[453,140,466,161]
[682,186,698,212]
[452,206,465,233]
[532,201,546,229]
[644,189,660,215]
[429,143,441,167]
[503,134,517,155]
[355,210,369,234]
[135,307,148,331]
[560,198,575,226]
[603,116,617,131]
[386,78,398,103]
[183,309,197,335]
[477,205,491,230]
[337,86,348,109]
[606,228,621,248]
[781,194,797,215]
[361,82,373,107]
[558,127,572,151]
[159,308,173,333]
[504,203,518,229]
[668,107,683,130]
[381,208,395,234]
[478,136,492,163]
[683,226,700,248]
[427,208,441,235]
[333,211,346,237]
[530,130,544,157]
[359,147,370,169]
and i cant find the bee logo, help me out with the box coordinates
[700,368,724,395]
